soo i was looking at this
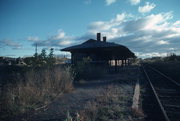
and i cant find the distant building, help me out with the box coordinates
[61,33,135,67]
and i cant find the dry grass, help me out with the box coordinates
[61,66,139,121]
[76,84,133,121]
[1,66,74,120]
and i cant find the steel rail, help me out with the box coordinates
[142,65,170,121]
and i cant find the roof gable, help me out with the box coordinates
[61,39,127,51]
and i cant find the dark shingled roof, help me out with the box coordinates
[61,39,128,51]
[61,38,135,58]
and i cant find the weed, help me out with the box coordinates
[65,111,73,121]
[75,84,133,121]
[1,66,74,120]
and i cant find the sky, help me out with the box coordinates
[0,0,180,58]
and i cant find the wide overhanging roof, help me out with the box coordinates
[61,39,135,58]
[62,39,126,51]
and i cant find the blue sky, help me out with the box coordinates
[0,0,180,58]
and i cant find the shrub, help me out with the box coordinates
[1,66,74,120]
[74,57,107,80]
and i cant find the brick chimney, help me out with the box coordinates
[97,33,101,41]
[103,37,106,42]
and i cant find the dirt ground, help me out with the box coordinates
[20,66,139,121]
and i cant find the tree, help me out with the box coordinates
[47,48,55,66]
[49,48,54,58]
[37,48,47,66]
[41,48,47,60]
[40,48,47,64]
[25,48,56,67]
[34,53,38,59]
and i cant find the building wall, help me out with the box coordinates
[71,52,87,64]
[71,51,132,67]
[71,52,104,64]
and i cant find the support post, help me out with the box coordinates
[128,59,130,66]
[115,59,117,72]
[71,53,74,64]
[122,59,124,67]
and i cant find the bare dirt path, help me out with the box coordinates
[22,66,139,121]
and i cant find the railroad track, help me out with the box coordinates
[142,64,180,121]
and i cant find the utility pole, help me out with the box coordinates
[35,43,38,58]
[36,43,37,54]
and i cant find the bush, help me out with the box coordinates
[74,57,107,80]
[163,53,180,62]
[1,66,74,120]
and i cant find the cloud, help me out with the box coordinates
[28,30,76,48]
[157,40,169,45]
[138,2,156,13]
[105,0,117,5]
[28,11,180,58]
[84,0,92,4]
[51,30,66,40]
[136,52,167,58]
[173,20,180,27]
[88,13,133,38]
[85,12,180,58]
[129,0,140,5]
[27,36,40,42]
[0,39,22,49]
